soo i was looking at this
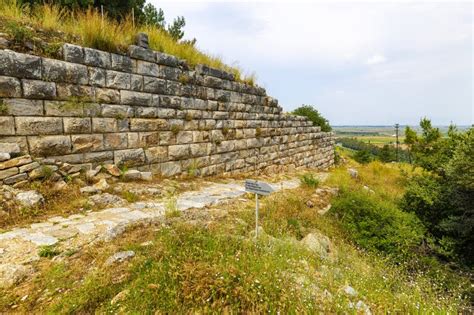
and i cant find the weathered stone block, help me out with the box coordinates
[71,134,103,152]
[56,83,92,100]
[190,143,210,156]
[139,132,160,146]
[155,52,179,67]
[0,117,15,135]
[92,118,117,133]
[104,133,128,149]
[176,131,193,144]
[28,135,71,156]
[3,172,28,185]
[63,118,92,133]
[63,44,84,63]
[15,117,62,135]
[160,65,180,81]
[88,67,106,86]
[106,70,131,89]
[131,74,143,91]
[130,118,168,131]
[42,58,88,84]
[111,53,133,72]
[2,99,43,116]
[0,142,21,155]
[94,87,120,103]
[135,107,158,118]
[22,80,56,99]
[0,167,18,180]
[145,146,167,163]
[157,108,176,118]
[0,50,41,79]
[0,155,31,170]
[101,104,133,118]
[136,60,160,77]
[0,76,21,97]
[128,45,155,62]
[84,47,111,68]
[143,76,166,94]
[120,90,152,106]
[44,100,83,117]
[159,95,181,108]
[159,161,181,176]
[19,161,40,173]
[168,144,190,159]
[114,148,145,166]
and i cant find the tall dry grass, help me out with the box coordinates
[0,0,254,83]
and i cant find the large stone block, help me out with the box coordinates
[101,104,134,119]
[0,117,15,135]
[88,67,106,86]
[0,155,32,170]
[120,90,152,106]
[176,131,193,144]
[22,80,56,99]
[159,161,181,176]
[0,167,18,180]
[145,146,167,163]
[44,100,83,117]
[42,58,89,84]
[160,65,180,81]
[28,135,71,156]
[63,117,92,133]
[92,118,117,133]
[56,83,92,100]
[128,45,155,62]
[15,117,62,135]
[131,74,143,91]
[139,132,160,146]
[104,133,128,149]
[157,108,176,118]
[136,60,160,77]
[111,53,133,72]
[190,143,210,156]
[2,99,43,116]
[0,50,41,79]
[106,70,131,89]
[168,144,190,159]
[155,52,179,67]
[143,76,166,94]
[114,148,145,166]
[0,76,21,97]
[0,140,22,154]
[83,47,111,68]
[94,87,120,103]
[63,44,84,63]
[71,134,103,152]
[135,107,158,118]
[130,118,168,131]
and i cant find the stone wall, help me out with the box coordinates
[0,42,334,180]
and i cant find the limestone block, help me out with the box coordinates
[22,79,56,99]
[0,76,21,97]
[159,131,174,145]
[56,83,92,100]
[88,67,106,86]
[4,172,28,185]
[0,167,18,180]
[159,161,181,176]
[28,135,71,156]
[63,43,84,63]
[2,98,43,116]
[0,141,21,155]
[155,52,179,67]
[101,104,134,118]
[135,107,158,118]
[0,117,15,135]
[160,65,180,81]
[190,143,210,156]
[143,76,166,94]
[44,100,83,117]
[42,58,88,84]
[104,133,128,149]
[111,53,133,72]
[168,144,190,159]
[131,74,143,91]
[0,50,41,79]
[139,132,160,146]
[71,134,103,152]
[130,118,168,131]
[176,131,193,144]
[15,117,62,135]
[136,60,160,77]
[127,132,140,148]
[128,45,155,62]
[94,87,120,104]
[0,155,31,170]
[106,70,131,89]
[145,146,167,163]
[84,47,111,68]
[63,117,92,133]
[120,90,152,106]
[19,161,40,173]
[92,118,117,133]
[157,108,176,118]
[159,95,181,108]
[114,148,146,166]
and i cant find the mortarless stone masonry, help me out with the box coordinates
[0,44,334,179]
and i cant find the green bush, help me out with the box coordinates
[292,105,331,132]
[353,149,373,164]
[330,188,425,258]
[299,173,319,188]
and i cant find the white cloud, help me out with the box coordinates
[366,54,386,65]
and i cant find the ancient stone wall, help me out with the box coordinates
[0,43,334,180]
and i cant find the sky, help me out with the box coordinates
[150,0,473,126]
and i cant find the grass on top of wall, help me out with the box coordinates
[0,0,256,85]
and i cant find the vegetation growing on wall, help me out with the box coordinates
[292,105,332,132]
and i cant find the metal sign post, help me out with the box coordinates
[245,180,274,239]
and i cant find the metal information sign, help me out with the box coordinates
[245,180,275,238]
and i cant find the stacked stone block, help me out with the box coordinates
[0,43,334,177]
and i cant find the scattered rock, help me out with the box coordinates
[105,250,135,266]
[305,200,315,208]
[342,285,358,297]
[123,170,141,181]
[318,204,331,215]
[52,180,67,191]
[348,168,358,179]
[363,185,375,194]
[140,241,153,247]
[15,190,44,207]
[111,289,129,305]
[0,37,9,49]
[354,300,372,314]
[89,193,126,207]
[0,153,10,162]
[140,171,153,181]
[93,178,109,191]
[104,164,121,177]
[80,186,99,194]
[300,232,332,258]
[0,264,34,288]
[85,166,101,180]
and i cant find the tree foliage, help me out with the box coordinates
[142,3,164,28]
[167,16,185,40]
[292,105,331,132]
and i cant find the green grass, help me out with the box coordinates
[299,173,320,188]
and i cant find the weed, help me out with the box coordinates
[178,74,190,85]
[122,191,139,203]
[5,20,32,43]
[170,124,181,136]
[42,42,63,58]
[0,100,8,114]
[222,127,230,137]
[184,112,193,121]
[186,159,200,177]
[256,127,262,138]
[164,196,180,218]
[38,245,61,258]
[300,173,320,188]
[40,165,54,179]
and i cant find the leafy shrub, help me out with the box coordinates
[292,105,331,132]
[353,149,373,164]
[300,173,319,188]
[330,188,425,258]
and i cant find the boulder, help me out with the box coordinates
[80,186,99,194]
[93,178,109,191]
[0,264,34,288]
[123,169,141,181]
[342,285,358,296]
[15,190,44,207]
[348,168,358,179]
[104,164,121,177]
[300,232,332,258]
[104,250,135,266]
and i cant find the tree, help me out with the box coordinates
[167,16,185,40]
[142,3,165,28]
[292,105,331,132]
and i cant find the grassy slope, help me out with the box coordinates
[1,159,469,313]
[0,0,255,84]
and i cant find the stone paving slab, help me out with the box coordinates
[0,178,301,287]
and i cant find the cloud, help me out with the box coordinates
[366,54,386,65]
